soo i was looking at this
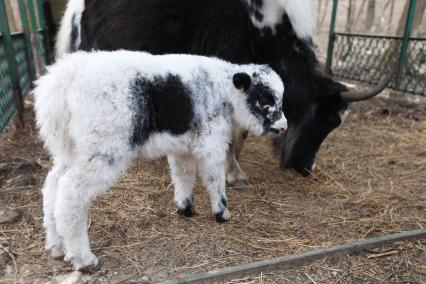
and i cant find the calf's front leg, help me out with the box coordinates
[198,156,230,223]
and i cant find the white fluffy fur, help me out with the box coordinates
[55,0,84,59]
[249,0,315,39]
[34,50,285,270]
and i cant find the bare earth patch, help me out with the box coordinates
[0,97,425,283]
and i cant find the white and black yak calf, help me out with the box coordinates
[34,50,287,270]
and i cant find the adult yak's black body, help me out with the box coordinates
[56,0,384,178]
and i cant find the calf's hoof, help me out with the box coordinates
[214,208,231,223]
[50,246,65,259]
[65,251,99,272]
[79,260,102,274]
[177,202,195,218]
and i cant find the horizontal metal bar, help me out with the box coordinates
[335,32,403,40]
[335,32,426,41]
[11,32,25,37]
[161,229,426,284]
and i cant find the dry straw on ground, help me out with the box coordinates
[0,98,425,283]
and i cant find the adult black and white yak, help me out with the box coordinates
[56,0,391,183]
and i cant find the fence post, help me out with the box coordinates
[26,0,42,74]
[36,0,51,63]
[18,0,36,81]
[326,0,339,75]
[397,0,416,87]
[0,0,24,124]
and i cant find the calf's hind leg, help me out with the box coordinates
[53,155,131,271]
[168,154,197,217]
[42,162,68,258]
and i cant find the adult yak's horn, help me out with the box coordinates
[340,69,396,102]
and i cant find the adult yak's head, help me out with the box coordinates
[245,0,392,176]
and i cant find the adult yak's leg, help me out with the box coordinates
[226,124,250,188]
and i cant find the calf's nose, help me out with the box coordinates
[270,113,287,133]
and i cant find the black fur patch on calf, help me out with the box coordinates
[246,83,275,118]
[88,153,115,166]
[221,197,228,208]
[130,73,194,147]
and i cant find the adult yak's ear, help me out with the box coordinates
[233,72,252,92]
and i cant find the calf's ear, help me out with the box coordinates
[233,72,251,92]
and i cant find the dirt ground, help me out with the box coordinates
[230,241,426,283]
[0,96,425,283]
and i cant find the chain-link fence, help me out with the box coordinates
[399,38,426,95]
[0,0,50,133]
[326,0,426,96]
[331,33,425,96]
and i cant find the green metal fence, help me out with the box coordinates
[0,39,15,132]
[12,33,32,95]
[0,0,50,133]
[326,0,426,96]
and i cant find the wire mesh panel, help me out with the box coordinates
[398,38,426,96]
[12,33,31,96]
[0,38,16,133]
[0,0,51,133]
[332,33,426,96]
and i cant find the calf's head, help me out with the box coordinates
[232,67,287,136]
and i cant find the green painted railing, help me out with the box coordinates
[0,0,51,133]
[12,33,32,95]
[326,0,425,96]
[0,38,15,132]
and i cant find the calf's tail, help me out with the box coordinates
[33,68,73,162]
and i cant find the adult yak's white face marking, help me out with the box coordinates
[245,0,315,39]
